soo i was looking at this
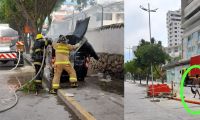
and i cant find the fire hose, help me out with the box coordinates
[0,48,46,113]
[9,51,21,71]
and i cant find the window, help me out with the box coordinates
[174,49,178,52]
[174,27,177,29]
[170,44,172,46]
[104,13,112,20]
[97,13,113,21]
[175,35,177,37]
[187,0,193,4]
[171,14,181,17]
[116,13,124,21]
[175,39,177,41]
[175,43,177,45]
[171,18,181,21]
[96,13,102,21]
[175,31,177,33]
[198,31,200,40]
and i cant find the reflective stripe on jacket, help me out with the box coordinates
[53,43,77,64]
[55,61,71,65]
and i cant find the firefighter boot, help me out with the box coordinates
[70,82,78,87]
[49,89,57,94]
[34,80,42,90]
[35,83,43,95]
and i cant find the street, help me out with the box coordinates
[125,80,200,120]
[0,61,79,120]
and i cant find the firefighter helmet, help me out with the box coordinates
[36,34,44,40]
[58,35,69,43]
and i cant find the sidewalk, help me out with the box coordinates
[58,76,124,120]
[125,81,200,120]
[128,79,200,103]
[24,53,124,119]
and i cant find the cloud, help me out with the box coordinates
[125,0,181,49]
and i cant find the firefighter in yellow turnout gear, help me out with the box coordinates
[50,35,80,94]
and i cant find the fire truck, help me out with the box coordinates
[0,24,24,66]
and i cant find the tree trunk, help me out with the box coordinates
[14,0,38,34]
[139,75,141,84]
[162,77,164,84]
[133,74,136,83]
[147,74,149,85]
[46,15,52,32]
[22,34,29,54]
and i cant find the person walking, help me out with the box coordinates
[192,74,200,98]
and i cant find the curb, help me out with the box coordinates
[57,89,96,120]
[170,97,200,105]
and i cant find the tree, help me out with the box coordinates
[0,0,66,53]
[124,60,135,74]
[125,60,146,84]
[134,39,170,84]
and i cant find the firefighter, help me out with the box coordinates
[50,35,81,94]
[31,33,46,92]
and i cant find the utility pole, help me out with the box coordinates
[140,2,159,102]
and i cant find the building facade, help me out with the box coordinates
[165,0,200,84]
[166,10,183,58]
[181,0,200,60]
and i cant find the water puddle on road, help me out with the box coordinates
[7,72,34,91]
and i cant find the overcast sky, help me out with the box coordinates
[124,0,181,62]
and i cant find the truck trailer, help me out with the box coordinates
[0,24,24,66]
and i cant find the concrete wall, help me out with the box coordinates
[166,64,189,84]
[85,27,124,55]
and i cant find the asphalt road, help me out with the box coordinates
[0,60,79,120]
[125,81,200,120]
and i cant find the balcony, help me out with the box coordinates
[182,10,200,29]
[184,0,200,18]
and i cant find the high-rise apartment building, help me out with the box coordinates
[166,10,183,58]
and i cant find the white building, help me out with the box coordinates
[51,3,77,22]
[181,0,200,60]
[166,9,183,58]
[165,0,200,84]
